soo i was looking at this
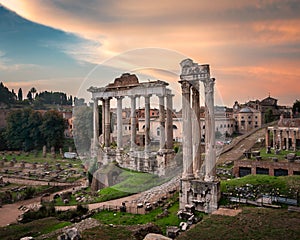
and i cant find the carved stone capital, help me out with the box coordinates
[203,78,215,94]
[180,80,191,94]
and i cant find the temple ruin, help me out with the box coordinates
[178,59,220,213]
[87,73,177,178]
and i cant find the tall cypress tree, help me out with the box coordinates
[18,88,23,101]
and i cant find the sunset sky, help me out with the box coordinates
[0,0,299,108]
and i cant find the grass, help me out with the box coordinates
[93,195,185,234]
[221,175,300,196]
[258,148,300,160]
[1,151,82,167]
[177,207,300,240]
[82,225,135,240]
[54,167,173,206]
[0,217,71,240]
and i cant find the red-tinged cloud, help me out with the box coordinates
[0,0,299,106]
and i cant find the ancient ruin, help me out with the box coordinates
[87,73,178,186]
[178,59,220,213]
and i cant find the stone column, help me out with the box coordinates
[166,94,174,149]
[286,130,290,150]
[202,78,216,182]
[293,131,297,152]
[265,129,270,148]
[191,82,202,178]
[104,97,111,148]
[272,129,276,148]
[130,95,137,151]
[93,98,99,147]
[101,99,105,145]
[116,96,124,149]
[180,80,194,179]
[144,95,151,152]
[158,95,166,151]
[279,130,282,150]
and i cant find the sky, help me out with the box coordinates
[0,0,299,108]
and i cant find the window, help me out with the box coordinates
[157,128,160,136]
[173,125,178,129]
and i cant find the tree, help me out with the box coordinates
[27,91,32,101]
[18,88,23,101]
[40,110,66,149]
[11,89,17,101]
[292,100,300,115]
[264,108,274,124]
[5,109,43,151]
[0,82,16,106]
[30,87,37,99]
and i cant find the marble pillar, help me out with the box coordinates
[93,98,99,148]
[180,80,194,179]
[265,129,270,148]
[116,96,124,149]
[130,96,137,151]
[144,95,151,152]
[279,131,282,150]
[202,78,216,182]
[158,95,166,151]
[104,98,111,148]
[286,130,290,150]
[166,94,174,149]
[293,131,297,152]
[273,129,276,148]
[101,99,105,144]
[191,83,202,179]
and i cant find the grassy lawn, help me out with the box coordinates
[82,225,135,240]
[0,217,71,240]
[221,175,300,196]
[258,148,300,160]
[93,195,186,234]
[1,151,82,167]
[55,167,174,206]
[177,207,300,240]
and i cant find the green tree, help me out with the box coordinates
[292,100,300,115]
[11,89,17,101]
[27,91,33,101]
[0,82,16,106]
[18,88,23,101]
[40,110,66,149]
[30,87,37,99]
[0,128,7,150]
[264,108,274,123]
[5,109,43,151]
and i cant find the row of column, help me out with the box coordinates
[180,77,216,181]
[266,128,298,151]
[93,94,174,153]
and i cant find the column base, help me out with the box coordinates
[179,179,220,214]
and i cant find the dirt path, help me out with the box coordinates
[0,197,41,227]
[217,128,266,164]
